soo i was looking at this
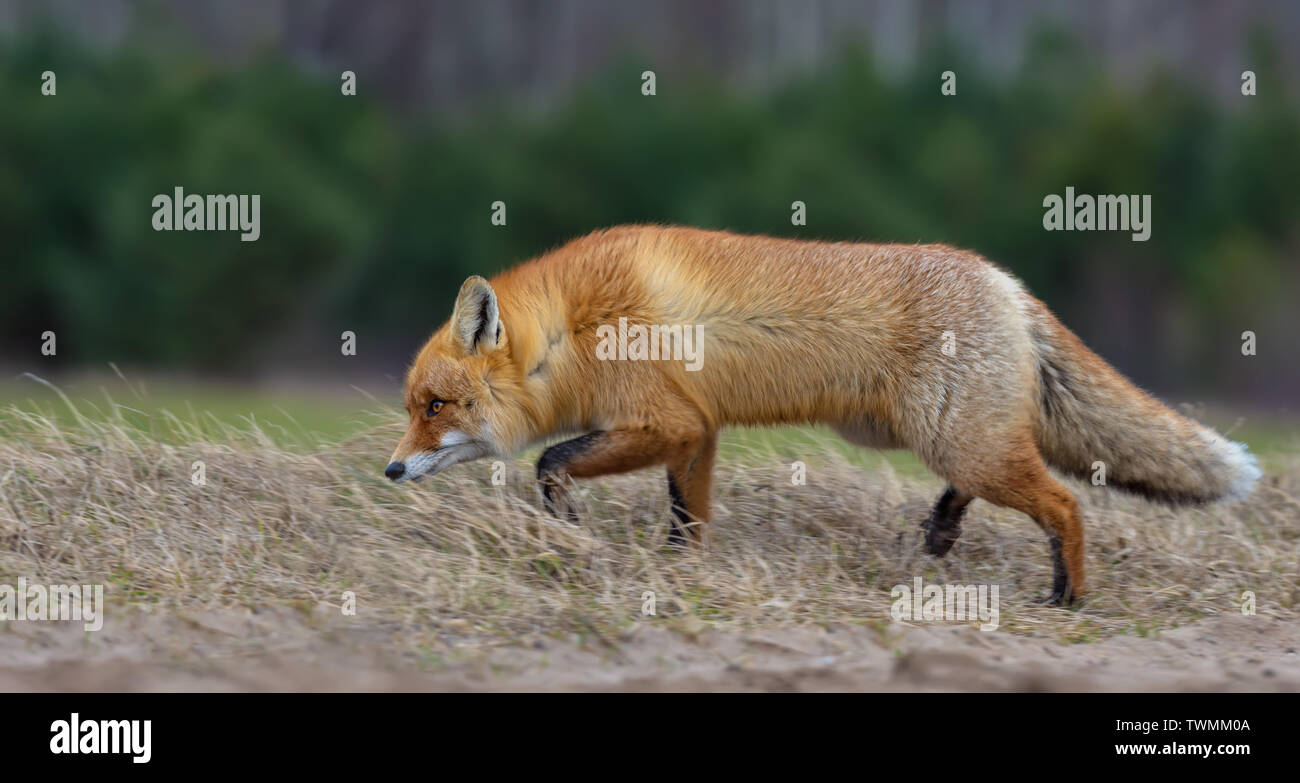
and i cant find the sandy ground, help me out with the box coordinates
[3,609,1297,692]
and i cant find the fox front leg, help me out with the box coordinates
[665,431,717,545]
[536,432,606,521]
[535,426,714,543]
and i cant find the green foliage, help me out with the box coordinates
[2,31,390,365]
[3,29,1296,395]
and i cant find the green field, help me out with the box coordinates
[1,372,1294,476]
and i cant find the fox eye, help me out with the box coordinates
[426,400,445,417]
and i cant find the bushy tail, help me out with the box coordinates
[1027,299,1260,504]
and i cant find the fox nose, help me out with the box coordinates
[384,461,405,481]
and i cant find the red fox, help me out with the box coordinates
[385,226,1260,605]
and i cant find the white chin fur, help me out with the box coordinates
[399,441,492,482]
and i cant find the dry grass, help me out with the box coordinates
[1,394,1297,655]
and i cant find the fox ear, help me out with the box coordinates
[451,276,503,354]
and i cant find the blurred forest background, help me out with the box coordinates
[1,0,1297,422]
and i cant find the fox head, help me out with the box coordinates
[385,275,525,482]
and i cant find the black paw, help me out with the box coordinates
[540,485,581,523]
[1040,588,1076,607]
[921,515,961,557]
[666,519,699,548]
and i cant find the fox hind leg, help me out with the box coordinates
[921,485,974,557]
[1018,477,1084,606]
[946,434,1086,606]
[1044,535,1071,606]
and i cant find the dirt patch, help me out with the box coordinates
[3,609,1296,692]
